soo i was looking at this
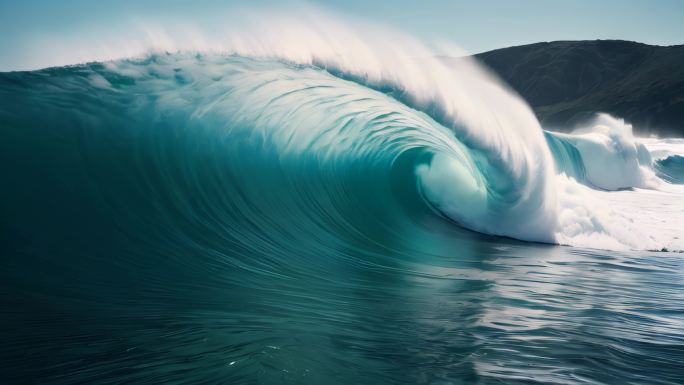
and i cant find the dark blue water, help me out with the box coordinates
[1,56,683,384]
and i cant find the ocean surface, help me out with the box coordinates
[1,52,683,384]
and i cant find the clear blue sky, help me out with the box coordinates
[1,0,682,70]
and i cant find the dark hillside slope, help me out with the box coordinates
[474,40,684,136]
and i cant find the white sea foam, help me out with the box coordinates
[552,114,683,250]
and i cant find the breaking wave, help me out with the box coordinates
[1,17,682,257]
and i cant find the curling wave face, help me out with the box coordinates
[4,8,682,251]
[1,50,682,254]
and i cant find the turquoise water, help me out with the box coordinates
[656,155,684,184]
[1,55,683,384]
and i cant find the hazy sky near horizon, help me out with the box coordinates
[0,0,682,70]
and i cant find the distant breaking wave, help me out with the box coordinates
[545,115,683,250]
[1,16,682,252]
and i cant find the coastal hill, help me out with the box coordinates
[472,40,684,137]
